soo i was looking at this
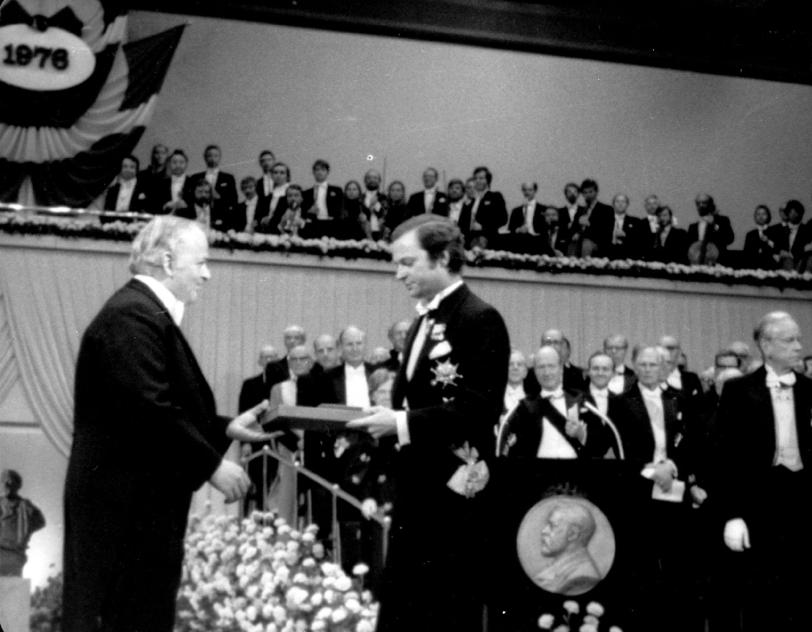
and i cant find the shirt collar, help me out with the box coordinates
[765,364,796,387]
[344,363,366,376]
[590,385,608,398]
[133,275,185,326]
[416,279,464,316]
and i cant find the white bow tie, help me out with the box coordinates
[767,373,796,389]
[541,389,564,400]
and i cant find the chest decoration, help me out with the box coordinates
[431,359,462,388]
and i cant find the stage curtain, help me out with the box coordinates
[0,290,19,405]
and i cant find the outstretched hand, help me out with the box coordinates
[346,406,398,440]
[227,400,273,442]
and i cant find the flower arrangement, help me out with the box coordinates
[30,570,63,632]
[2,212,811,289]
[175,511,378,632]
[537,600,621,632]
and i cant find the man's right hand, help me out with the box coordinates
[209,460,250,503]
[723,518,751,552]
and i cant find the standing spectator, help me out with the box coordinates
[313,333,341,374]
[446,178,466,227]
[339,180,372,240]
[458,166,508,248]
[303,159,343,237]
[506,182,546,253]
[258,161,291,232]
[154,149,194,215]
[772,199,810,271]
[500,348,529,433]
[406,167,448,217]
[239,344,281,414]
[577,178,614,257]
[605,193,644,260]
[687,194,735,265]
[382,319,412,372]
[255,149,277,219]
[265,325,307,387]
[235,176,260,234]
[541,206,566,256]
[362,169,387,240]
[139,143,169,195]
[713,311,810,631]
[649,206,689,264]
[659,334,704,405]
[382,181,408,241]
[103,155,150,215]
[276,185,308,237]
[742,204,778,269]
[604,334,636,394]
[642,194,662,236]
[178,179,214,228]
[558,182,586,255]
[191,145,237,226]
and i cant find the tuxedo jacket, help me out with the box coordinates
[582,390,624,458]
[303,184,344,221]
[507,201,546,234]
[316,362,376,406]
[102,178,151,213]
[255,196,290,234]
[191,170,238,221]
[523,363,587,399]
[150,175,196,214]
[603,214,646,260]
[64,279,231,630]
[557,205,587,245]
[239,371,270,413]
[743,227,778,269]
[770,222,811,265]
[457,191,508,243]
[406,190,449,217]
[687,214,735,251]
[498,391,608,459]
[713,367,812,529]
[581,201,616,249]
[648,226,689,264]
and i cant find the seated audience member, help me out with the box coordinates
[265,325,307,387]
[154,149,195,215]
[367,346,391,367]
[505,182,546,253]
[276,185,308,237]
[540,206,566,256]
[687,193,734,265]
[576,178,614,257]
[524,329,587,397]
[362,170,387,240]
[642,194,661,236]
[382,319,412,372]
[614,345,702,632]
[255,149,277,218]
[406,167,448,217]
[339,180,372,240]
[313,333,341,374]
[382,181,408,241]
[191,145,238,225]
[557,182,585,256]
[605,193,644,260]
[500,349,529,434]
[458,166,508,248]
[584,351,623,458]
[235,176,260,233]
[103,155,150,216]
[498,346,608,458]
[303,159,343,237]
[604,334,636,394]
[445,178,466,227]
[259,162,291,232]
[742,204,778,269]
[138,143,168,193]
[648,205,689,264]
[772,199,810,271]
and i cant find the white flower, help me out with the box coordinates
[315,607,332,620]
[262,603,274,619]
[287,541,300,553]
[312,543,325,559]
[310,591,323,606]
[323,589,335,603]
[330,607,348,623]
[352,563,369,576]
[292,572,308,584]
[272,605,287,624]
[334,576,352,592]
[579,625,597,632]
[310,621,326,631]
[356,621,374,632]
[345,598,361,613]
[538,613,555,629]
[265,625,278,632]
[608,627,624,632]
[563,600,580,614]
[285,586,309,608]
[246,605,258,622]
[302,532,315,543]
[302,558,316,568]
[585,602,604,617]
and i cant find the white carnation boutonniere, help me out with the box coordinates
[447,442,489,498]
[428,339,452,359]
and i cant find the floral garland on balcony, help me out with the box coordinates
[1,213,810,289]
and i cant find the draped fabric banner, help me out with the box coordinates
[0,0,184,206]
[0,289,20,405]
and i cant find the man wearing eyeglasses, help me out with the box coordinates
[713,311,811,631]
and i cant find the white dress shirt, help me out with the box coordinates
[765,365,802,471]
[344,363,370,408]
[448,200,464,225]
[115,178,136,211]
[590,385,609,417]
[205,169,219,189]
[640,384,667,464]
[243,196,258,231]
[170,175,186,203]
[423,188,436,213]
[524,202,537,234]
[133,275,184,326]
[270,183,288,213]
[315,182,329,219]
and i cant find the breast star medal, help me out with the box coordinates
[431,359,462,387]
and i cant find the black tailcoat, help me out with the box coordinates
[63,279,231,632]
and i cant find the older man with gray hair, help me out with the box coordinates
[63,216,270,632]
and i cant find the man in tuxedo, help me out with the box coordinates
[303,159,343,237]
[138,143,168,194]
[63,217,269,632]
[255,149,277,217]
[191,144,238,228]
[604,194,645,260]
[642,194,662,236]
[382,319,412,372]
[102,155,150,215]
[499,346,607,459]
[445,178,466,226]
[153,149,195,215]
[313,333,340,374]
[584,351,623,458]
[257,162,291,233]
[317,326,375,407]
[239,344,281,413]
[687,193,735,263]
[265,325,307,388]
[506,182,547,253]
[362,169,388,239]
[348,214,510,632]
[523,329,587,397]
[713,311,811,631]
[235,176,260,233]
[557,182,585,255]
[458,166,508,249]
[604,334,636,395]
[659,335,704,411]
[406,167,448,217]
[649,205,689,263]
[772,199,810,270]
[577,178,615,257]
[500,348,529,432]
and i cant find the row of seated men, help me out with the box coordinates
[102,144,812,271]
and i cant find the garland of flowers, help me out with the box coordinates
[175,511,378,632]
[1,213,810,289]
[537,599,622,632]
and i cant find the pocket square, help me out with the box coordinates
[429,340,452,359]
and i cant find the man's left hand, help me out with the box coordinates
[347,406,398,439]
[227,400,273,442]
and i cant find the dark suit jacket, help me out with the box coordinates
[523,363,586,398]
[150,175,196,215]
[406,190,449,217]
[557,204,587,252]
[382,283,509,631]
[687,214,735,252]
[63,279,231,631]
[507,201,546,234]
[303,184,344,227]
[458,191,508,247]
[770,222,811,268]
[743,227,778,269]
[102,178,151,213]
[317,362,376,405]
[581,201,615,252]
[712,367,812,534]
[648,225,690,264]
[239,372,270,413]
[191,170,238,224]
[603,214,646,260]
